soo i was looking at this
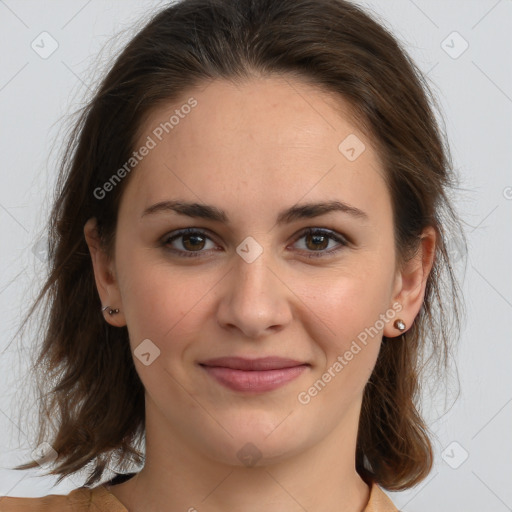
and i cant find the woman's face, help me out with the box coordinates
[93,76,409,466]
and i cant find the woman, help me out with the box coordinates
[0,0,463,510]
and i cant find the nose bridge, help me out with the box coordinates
[236,251,272,300]
[217,245,291,338]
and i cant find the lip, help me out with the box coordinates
[199,357,310,393]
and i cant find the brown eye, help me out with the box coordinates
[304,231,329,251]
[181,232,207,251]
[162,228,217,257]
[292,228,348,259]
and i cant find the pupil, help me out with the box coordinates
[308,233,327,250]
[184,234,204,250]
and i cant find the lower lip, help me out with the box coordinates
[200,365,308,392]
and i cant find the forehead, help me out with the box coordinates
[122,76,390,224]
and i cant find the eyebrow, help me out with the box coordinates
[141,199,368,225]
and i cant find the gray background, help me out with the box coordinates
[0,1,511,510]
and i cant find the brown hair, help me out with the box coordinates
[12,0,464,490]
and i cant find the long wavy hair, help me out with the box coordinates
[12,0,464,490]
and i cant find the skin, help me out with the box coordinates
[84,76,435,512]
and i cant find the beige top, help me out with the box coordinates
[0,480,398,511]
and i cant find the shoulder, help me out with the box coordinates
[0,487,91,512]
[0,485,125,512]
[365,480,399,512]
[1,479,396,512]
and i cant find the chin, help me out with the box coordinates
[192,415,314,468]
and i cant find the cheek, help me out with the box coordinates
[298,259,394,386]
[116,251,210,352]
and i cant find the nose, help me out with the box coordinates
[216,250,293,339]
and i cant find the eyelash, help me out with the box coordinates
[161,227,349,259]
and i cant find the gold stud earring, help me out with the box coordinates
[393,319,406,332]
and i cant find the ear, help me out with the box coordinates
[384,226,436,338]
[84,217,126,327]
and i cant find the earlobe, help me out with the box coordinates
[83,218,126,327]
[384,226,436,338]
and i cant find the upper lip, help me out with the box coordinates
[199,356,308,371]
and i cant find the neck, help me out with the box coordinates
[108,399,371,512]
